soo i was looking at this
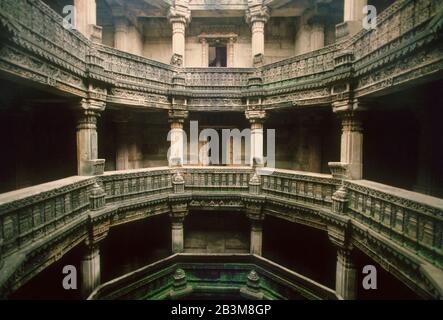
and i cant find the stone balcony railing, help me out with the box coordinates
[1,0,442,110]
[183,68,255,92]
[351,0,442,61]
[0,166,442,298]
[0,176,96,257]
[88,253,339,300]
[345,179,443,268]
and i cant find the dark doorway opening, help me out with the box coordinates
[209,44,227,67]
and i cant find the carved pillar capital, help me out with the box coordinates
[168,109,188,127]
[245,108,267,125]
[245,3,270,25]
[167,0,191,26]
[168,0,190,66]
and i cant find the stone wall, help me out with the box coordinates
[184,211,250,253]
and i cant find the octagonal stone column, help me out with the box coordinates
[246,4,270,63]
[76,99,105,176]
[81,244,101,298]
[335,248,357,300]
[245,108,267,167]
[81,183,109,298]
[169,200,189,254]
[329,100,365,180]
[74,0,101,41]
[114,17,129,52]
[344,0,367,24]
[337,0,368,38]
[245,196,265,256]
[168,1,191,66]
[168,110,188,167]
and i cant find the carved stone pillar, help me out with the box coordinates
[168,1,191,66]
[328,217,355,299]
[245,201,265,256]
[344,0,367,23]
[246,4,270,63]
[81,183,108,298]
[339,112,363,180]
[168,110,188,167]
[200,38,208,67]
[335,248,357,300]
[76,99,105,176]
[227,37,236,67]
[337,0,368,38]
[245,108,267,166]
[169,201,188,253]
[74,0,101,41]
[310,21,325,51]
[114,17,129,52]
[329,101,365,180]
[81,244,101,298]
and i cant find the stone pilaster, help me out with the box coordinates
[168,0,191,66]
[200,38,208,67]
[74,0,101,41]
[76,99,105,176]
[245,199,265,256]
[81,243,101,298]
[227,37,236,67]
[246,2,270,64]
[329,100,365,180]
[168,110,188,167]
[328,217,356,300]
[169,199,189,253]
[335,247,357,300]
[245,107,267,167]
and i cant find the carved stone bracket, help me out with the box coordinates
[169,194,191,223]
[244,196,266,222]
[327,218,352,250]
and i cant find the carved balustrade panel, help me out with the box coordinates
[346,180,443,268]
[98,46,175,91]
[261,169,340,209]
[0,176,95,257]
[101,168,173,203]
[182,166,251,193]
